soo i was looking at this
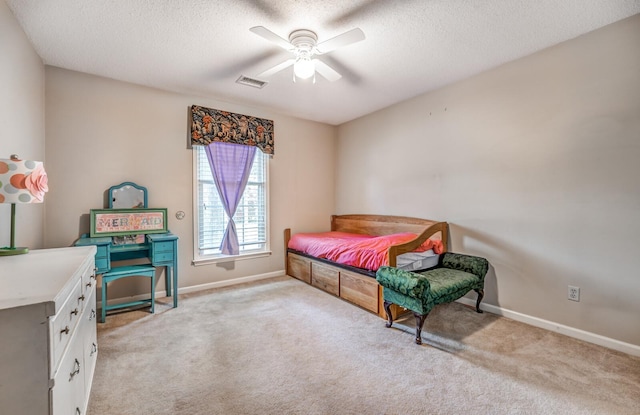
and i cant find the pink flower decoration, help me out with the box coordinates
[25,163,48,202]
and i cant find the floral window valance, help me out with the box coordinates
[189,105,274,155]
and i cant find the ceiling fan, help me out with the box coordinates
[249,26,365,83]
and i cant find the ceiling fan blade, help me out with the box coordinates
[315,28,365,54]
[250,26,294,51]
[237,1,285,22]
[313,59,342,82]
[211,50,281,78]
[328,2,392,26]
[257,58,296,78]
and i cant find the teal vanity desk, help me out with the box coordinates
[74,232,179,307]
[74,182,179,322]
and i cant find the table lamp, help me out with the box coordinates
[0,155,48,256]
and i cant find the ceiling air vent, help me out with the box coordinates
[236,75,268,89]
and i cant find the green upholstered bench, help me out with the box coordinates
[376,252,489,344]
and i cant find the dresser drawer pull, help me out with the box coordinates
[86,281,93,288]
[70,358,81,380]
[90,309,96,321]
[90,342,98,356]
[60,326,70,335]
[70,308,79,316]
[76,407,82,415]
[78,294,86,303]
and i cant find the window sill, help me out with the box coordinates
[192,251,272,267]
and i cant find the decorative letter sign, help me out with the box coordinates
[90,208,168,237]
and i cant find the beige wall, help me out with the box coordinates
[337,15,640,347]
[6,0,638,350]
[44,67,336,295]
[0,1,45,250]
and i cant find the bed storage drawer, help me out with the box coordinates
[311,262,339,296]
[339,270,379,314]
[287,253,311,284]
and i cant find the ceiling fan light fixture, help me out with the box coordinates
[293,57,315,79]
[251,26,364,83]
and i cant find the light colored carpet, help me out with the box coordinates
[88,276,640,415]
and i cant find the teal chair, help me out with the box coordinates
[101,264,157,323]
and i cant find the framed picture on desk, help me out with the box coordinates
[90,208,168,237]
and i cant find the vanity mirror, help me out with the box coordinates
[109,182,147,209]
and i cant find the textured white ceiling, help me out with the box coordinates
[7,0,640,125]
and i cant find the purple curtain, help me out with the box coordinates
[205,142,256,255]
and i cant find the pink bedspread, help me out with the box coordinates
[288,231,444,271]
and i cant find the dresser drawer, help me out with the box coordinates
[152,252,174,263]
[95,257,110,274]
[152,241,174,254]
[151,240,175,264]
[80,263,97,298]
[81,286,98,395]
[51,330,86,415]
[94,244,111,273]
[95,244,110,260]
[50,279,84,373]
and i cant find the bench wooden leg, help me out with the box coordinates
[474,288,484,313]
[385,301,429,345]
[383,301,394,328]
[414,312,428,345]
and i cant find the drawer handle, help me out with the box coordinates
[70,308,79,316]
[76,408,82,415]
[86,281,93,288]
[90,342,98,356]
[78,294,86,302]
[70,358,81,380]
[60,326,70,335]
[90,309,96,320]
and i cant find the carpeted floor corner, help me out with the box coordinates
[88,276,640,415]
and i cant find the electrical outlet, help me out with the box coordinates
[568,286,580,302]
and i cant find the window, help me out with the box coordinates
[193,145,269,263]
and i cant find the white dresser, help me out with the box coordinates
[0,246,98,415]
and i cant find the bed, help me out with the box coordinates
[284,214,449,318]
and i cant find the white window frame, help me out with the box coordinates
[192,145,270,266]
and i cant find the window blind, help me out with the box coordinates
[196,146,267,256]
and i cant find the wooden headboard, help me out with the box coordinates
[330,214,448,266]
[330,214,437,236]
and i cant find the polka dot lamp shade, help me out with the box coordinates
[0,156,48,204]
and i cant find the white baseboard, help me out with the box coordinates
[101,270,284,307]
[100,272,639,357]
[456,297,640,357]
[177,270,284,294]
